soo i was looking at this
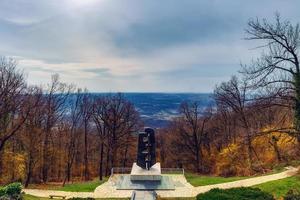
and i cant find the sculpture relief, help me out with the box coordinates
[136,128,156,170]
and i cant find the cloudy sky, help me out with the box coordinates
[0,0,299,92]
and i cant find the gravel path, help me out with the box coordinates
[23,166,299,199]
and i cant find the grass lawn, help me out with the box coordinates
[23,194,129,200]
[185,173,248,187]
[28,177,108,192]
[185,167,286,187]
[254,176,300,199]
[157,197,196,200]
[23,194,52,200]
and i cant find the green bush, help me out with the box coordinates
[197,187,274,200]
[0,188,6,197]
[0,182,22,200]
[284,189,300,200]
[5,183,22,196]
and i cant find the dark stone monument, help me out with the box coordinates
[137,127,156,170]
[116,126,174,189]
[130,127,161,181]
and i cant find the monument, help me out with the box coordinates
[130,128,162,181]
[115,127,174,190]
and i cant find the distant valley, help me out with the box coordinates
[121,93,213,128]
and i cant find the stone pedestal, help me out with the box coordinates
[130,162,161,181]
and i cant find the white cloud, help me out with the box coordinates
[0,0,299,92]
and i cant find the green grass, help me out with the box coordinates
[59,178,108,192]
[254,176,300,199]
[23,194,52,200]
[23,194,129,200]
[185,173,249,187]
[197,187,274,200]
[157,197,196,200]
[185,167,286,187]
[28,177,108,192]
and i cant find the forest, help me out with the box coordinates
[1,14,300,187]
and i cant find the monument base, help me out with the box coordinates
[130,162,161,181]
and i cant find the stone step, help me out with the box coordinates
[132,191,156,200]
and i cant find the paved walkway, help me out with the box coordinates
[158,166,299,198]
[133,191,157,200]
[23,189,95,198]
[23,166,299,199]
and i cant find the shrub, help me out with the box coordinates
[0,182,22,200]
[0,188,6,197]
[5,183,22,196]
[284,189,300,200]
[197,187,274,200]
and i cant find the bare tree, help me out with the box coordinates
[93,96,108,181]
[22,87,44,187]
[93,94,140,180]
[42,74,73,182]
[242,13,300,140]
[0,57,29,179]
[80,89,93,181]
[178,101,212,173]
[215,77,253,166]
[214,76,266,171]
[62,89,83,186]
[103,94,140,170]
[0,57,27,153]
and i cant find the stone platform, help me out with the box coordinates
[130,162,161,181]
[115,175,175,190]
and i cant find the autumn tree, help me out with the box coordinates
[177,101,212,173]
[21,87,44,187]
[0,57,29,180]
[80,89,93,181]
[93,96,108,180]
[0,57,27,153]
[62,89,84,186]
[214,76,259,170]
[42,74,73,182]
[103,94,140,170]
[93,94,140,180]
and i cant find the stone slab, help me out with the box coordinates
[116,175,175,190]
[133,191,156,200]
[130,162,161,181]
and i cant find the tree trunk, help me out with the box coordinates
[0,151,3,182]
[123,143,129,168]
[67,163,71,182]
[105,147,110,176]
[193,131,201,173]
[0,141,5,155]
[25,156,33,187]
[293,73,300,144]
[42,132,49,182]
[271,136,282,162]
[274,143,282,162]
[62,163,71,187]
[84,122,89,181]
[195,147,200,173]
[99,142,104,181]
[247,134,253,169]
[110,140,116,169]
[111,146,118,168]
[292,72,300,157]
